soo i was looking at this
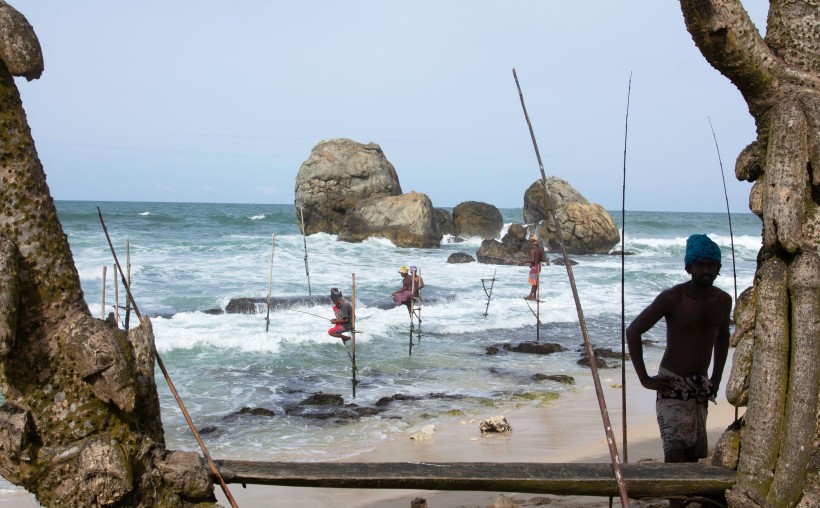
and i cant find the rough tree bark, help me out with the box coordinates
[0,3,218,506]
[679,1,820,507]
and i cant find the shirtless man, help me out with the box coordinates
[626,234,731,476]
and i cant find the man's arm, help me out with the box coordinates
[626,289,678,391]
[709,292,733,393]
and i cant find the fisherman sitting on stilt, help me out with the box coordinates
[392,266,414,315]
[328,287,352,342]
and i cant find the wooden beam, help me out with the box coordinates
[213,461,735,498]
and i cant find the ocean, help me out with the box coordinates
[1,201,762,495]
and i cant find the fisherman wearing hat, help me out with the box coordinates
[524,235,545,301]
[391,266,415,313]
[327,287,352,342]
[626,234,731,494]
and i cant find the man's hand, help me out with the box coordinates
[640,374,677,392]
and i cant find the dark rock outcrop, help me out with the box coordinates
[284,392,383,421]
[577,356,611,369]
[294,138,402,235]
[476,224,547,266]
[447,252,475,263]
[337,191,442,248]
[452,201,503,239]
[524,177,620,254]
[434,208,456,236]
[225,295,329,314]
[532,374,575,384]
[503,342,565,355]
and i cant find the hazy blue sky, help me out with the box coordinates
[12,1,768,212]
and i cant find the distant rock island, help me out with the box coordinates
[294,138,619,255]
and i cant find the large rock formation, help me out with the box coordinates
[452,201,504,239]
[294,138,402,235]
[0,4,216,506]
[524,177,620,254]
[337,191,442,248]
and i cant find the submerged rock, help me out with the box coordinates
[479,415,512,433]
[503,341,565,355]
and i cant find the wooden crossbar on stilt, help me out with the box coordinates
[212,460,735,501]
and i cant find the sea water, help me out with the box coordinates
[1,201,761,492]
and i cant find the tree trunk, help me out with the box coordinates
[0,3,217,506]
[679,1,820,507]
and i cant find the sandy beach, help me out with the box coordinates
[213,358,740,508]
[0,358,739,508]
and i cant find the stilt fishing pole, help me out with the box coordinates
[512,69,631,507]
[300,207,312,296]
[124,240,131,331]
[536,266,541,341]
[621,72,632,463]
[265,234,274,332]
[481,269,497,317]
[350,273,358,397]
[101,265,107,320]
[97,208,238,508]
[708,116,739,422]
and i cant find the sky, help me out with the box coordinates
[11,1,770,212]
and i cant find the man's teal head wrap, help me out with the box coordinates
[685,234,721,267]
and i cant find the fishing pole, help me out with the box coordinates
[266,234,274,332]
[289,308,332,322]
[621,72,632,464]
[97,208,238,508]
[300,206,312,295]
[708,117,738,304]
[512,69,631,507]
[708,116,739,422]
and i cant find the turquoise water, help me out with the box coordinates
[3,201,762,478]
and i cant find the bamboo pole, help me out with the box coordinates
[96,207,238,508]
[536,261,541,342]
[351,273,358,397]
[124,240,132,331]
[621,72,632,463]
[513,68,630,507]
[266,234,275,332]
[300,207,312,296]
[101,266,107,320]
[114,263,120,327]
